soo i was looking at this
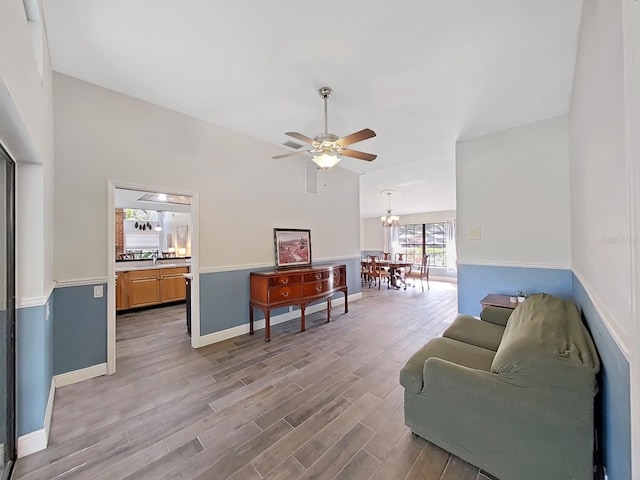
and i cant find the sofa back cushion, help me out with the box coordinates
[491,294,599,390]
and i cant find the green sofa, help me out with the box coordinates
[399,293,600,480]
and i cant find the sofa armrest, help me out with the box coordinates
[479,306,512,326]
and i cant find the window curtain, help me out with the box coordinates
[446,220,457,270]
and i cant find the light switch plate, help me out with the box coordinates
[469,226,481,240]
[93,285,104,298]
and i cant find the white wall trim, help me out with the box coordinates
[17,376,57,458]
[17,296,48,309]
[623,1,640,476]
[429,276,458,284]
[573,268,631,360]
[199,292,362,347]
[44,377,55,441]
[199,255,361,275]
[456,260,572,270]
[17,428,47,458]
[17,377,54,458]
[16,282,54,308]
[55,277,109,288]
[54,363,107,388]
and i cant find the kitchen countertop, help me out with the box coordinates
[115,263,191,273]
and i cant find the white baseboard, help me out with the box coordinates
[17,428,47,458]
[429,275,457,283]
[199,292,362,347]
[17,377,55,458]
[54,363,108,388]
[44,377,55,439]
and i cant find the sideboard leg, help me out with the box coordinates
[300,305,306,332]
[265,311,271,342]
[327,298,332,322]
[344,290,349,313]
[249,306,254,335]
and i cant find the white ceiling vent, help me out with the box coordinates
[283,140,303,149]
[305,161,318,195]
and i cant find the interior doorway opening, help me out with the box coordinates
[107,182,200,375]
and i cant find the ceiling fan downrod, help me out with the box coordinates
[318,87,333,135]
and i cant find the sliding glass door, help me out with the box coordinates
[0,144,16,478]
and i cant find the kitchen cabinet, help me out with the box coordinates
[116,273,123,310]
[160,267,188,303]
[116,266,189,311]
[127,269,161,308]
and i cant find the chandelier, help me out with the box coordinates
[380,190,400,227]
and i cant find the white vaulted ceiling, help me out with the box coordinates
[42,0,583,218]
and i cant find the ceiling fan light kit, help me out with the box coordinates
[273,86,377,170]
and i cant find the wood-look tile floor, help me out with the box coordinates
[15,280,496,480]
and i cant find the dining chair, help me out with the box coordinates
[360,257,370,287]
[382,252,391,261]
[405,254,430,291]
[367,255,390,289]
[393,252,408,285]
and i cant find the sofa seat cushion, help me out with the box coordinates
[399,337,495,394]
[442,315,506,351]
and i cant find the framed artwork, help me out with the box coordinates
[274,228,312,269]
[176,225,188,249]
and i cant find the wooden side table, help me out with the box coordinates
[479,294,519,310]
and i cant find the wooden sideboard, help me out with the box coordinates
[249,264,348,342]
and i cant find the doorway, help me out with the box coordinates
[0,144,16,478]
[107,182,200,375]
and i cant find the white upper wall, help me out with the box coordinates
[0,0,54,302]
[53,73,361,281]
[569,0,632,343]
[456,115,571,268]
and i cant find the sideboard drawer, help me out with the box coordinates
[269,274,302,287]
[304,271,329,282]
[332,268,346,287]
[268,285,302,302]
[303,280,330,296]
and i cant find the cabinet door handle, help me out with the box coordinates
[281,291,289,298]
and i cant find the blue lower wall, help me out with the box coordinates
[53,284,107,375]
[200,258,362,336]
[16,295,53,436]
[457,264,573,316]
[573,275,631,480]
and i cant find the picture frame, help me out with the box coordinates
[274,228,312,270]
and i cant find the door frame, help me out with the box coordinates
[106,181,201,375]
[0,143,16,477]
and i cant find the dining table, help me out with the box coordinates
[361,259,414,290]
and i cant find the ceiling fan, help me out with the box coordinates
[273,86,377,169]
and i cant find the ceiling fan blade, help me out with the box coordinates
[272,150,312,159]
[341,149,377,161]
[285,132,315,145]
[336,128,376,147]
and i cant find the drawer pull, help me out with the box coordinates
[315,286,322,292]
[281,291,289,298]
[280,278,289,284]
[315,274,322,280]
